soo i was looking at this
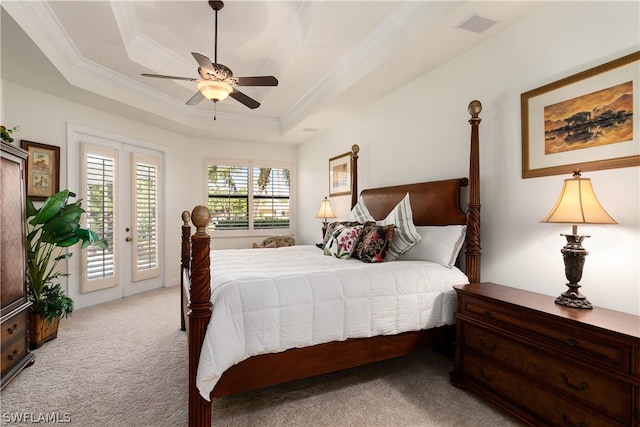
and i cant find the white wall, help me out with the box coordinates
[1,82,296,307]
[297,2,640,314]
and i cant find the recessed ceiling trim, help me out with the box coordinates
[111,2,194,80]
[279,1,430,134]
[3,1,80,78]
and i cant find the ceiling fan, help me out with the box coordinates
[141,1,278,115]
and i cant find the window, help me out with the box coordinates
[206,160,292,234]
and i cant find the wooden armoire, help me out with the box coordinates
[1,143,35,389]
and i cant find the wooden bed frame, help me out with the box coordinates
[180,100,482,426]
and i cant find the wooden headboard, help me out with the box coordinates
[360,179,468,226]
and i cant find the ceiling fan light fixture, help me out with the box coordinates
[197,80,232,102]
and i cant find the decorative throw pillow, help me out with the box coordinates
[252,241,277,249]
[353,222,395,263]
[261,235,295,247]
[348,196,375,222]
[323,223,364,259]
[378,193,421,261]
[399,225,467,268]
[322,221,361,248]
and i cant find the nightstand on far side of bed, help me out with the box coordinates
[451,282,640,427]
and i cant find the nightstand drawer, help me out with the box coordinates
[460,295,632,372]
[463,352,629,427]
[463,322,632,423]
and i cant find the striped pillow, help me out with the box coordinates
[348,196,375,222]
[378,193,421,261]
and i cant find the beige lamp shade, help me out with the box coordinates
[315,197,337,219]
[196,80,232,102]
[540,172,617,225]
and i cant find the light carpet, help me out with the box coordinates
[0,286,522,426]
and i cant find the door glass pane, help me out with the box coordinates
[82,145,118,292]
[132,154,160,281]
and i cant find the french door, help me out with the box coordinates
[68,127,164,308]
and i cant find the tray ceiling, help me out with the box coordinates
[1,1,543,144]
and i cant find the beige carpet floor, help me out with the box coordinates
[0,286,522,426]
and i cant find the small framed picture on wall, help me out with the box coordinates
[21,140,60,201]
[329,151,351,197]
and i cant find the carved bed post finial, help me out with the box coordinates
[188,206,213,426]
[351,144,360,208]
[466,100,482,283]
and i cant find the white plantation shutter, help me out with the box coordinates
[82,144,118,292]
[132,154,160,281]
[253,166,290,229]
[206,160,292,234]
[207,164,249,231]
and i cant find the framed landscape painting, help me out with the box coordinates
[329,151,351,196]
[521,51,640,178]
[21,140,60,200]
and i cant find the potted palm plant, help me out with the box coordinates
[26,189,107,348]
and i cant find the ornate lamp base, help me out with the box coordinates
[555,232,593,310]
[555,287,592,309]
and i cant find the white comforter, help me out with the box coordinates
[196,245,468,399]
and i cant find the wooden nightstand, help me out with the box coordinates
[451,283,640,427]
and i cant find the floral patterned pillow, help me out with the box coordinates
[353,222,395,263]
[322,221,361,248]
[323,223,364,259]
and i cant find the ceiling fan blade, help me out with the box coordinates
[234,76,279,87]
[229,89,260,109]
[192,52,214,73]
[185,91,205,106]
[141,73,196,81]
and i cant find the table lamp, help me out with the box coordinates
[315,196,336,239]
[540,170,617,309]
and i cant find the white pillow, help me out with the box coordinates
[399,225,467,268]
[377,193,421,261]
[348,196,374,222]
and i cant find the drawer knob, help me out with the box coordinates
[479,368,495,382]
[560,412,587,427]
[482,311,491,318]
[478,339,497,352]
[560,372,589,392]
[7,349,18,361]
[7,324,17,334]
[566,338,577,346]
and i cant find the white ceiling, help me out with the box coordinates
[1,1,543,145]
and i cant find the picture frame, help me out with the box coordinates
[329,151,352,196]
[20,140,60,201]
[521,51,640,179]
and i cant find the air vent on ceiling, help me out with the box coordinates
[457,14,498,34]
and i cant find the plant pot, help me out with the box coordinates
[28,311,60,349]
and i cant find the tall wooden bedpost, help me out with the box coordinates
[350,144,360,208]
[188,206,212,427]
[180,211,191,332]
[466,100,482,284]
